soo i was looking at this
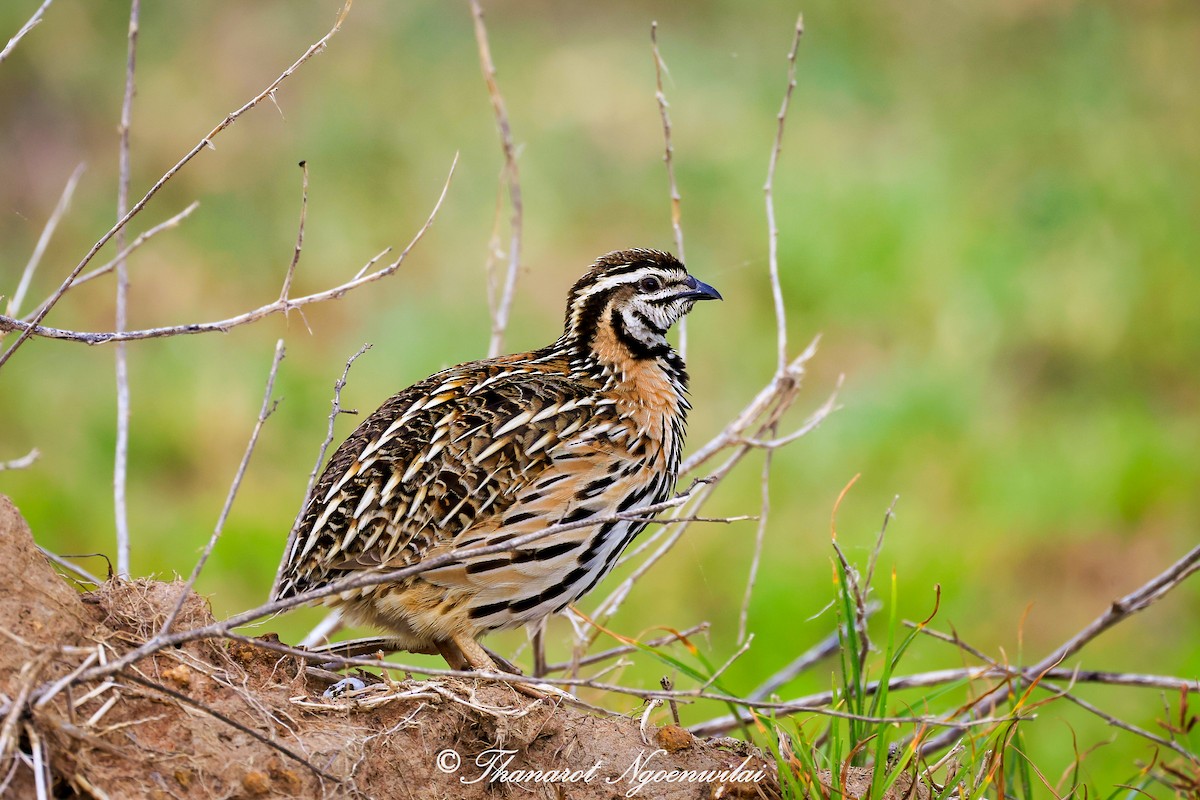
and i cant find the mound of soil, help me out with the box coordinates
[1,495,924,799]
[0,496,784,799]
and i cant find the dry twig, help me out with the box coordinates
[650,21,687,358]
[919,542,1200,756]
[113,0,140,578]
[0,0,53,64]
[5,163,84,320]
[764,14,803,373]
[0,448,40,471]
[273,342,373,599]
[471,0,523,358]
[0,1,353,369]
[160,340,287,636]
[22,203,199,319]
[0,156,456,346]
[279,161,310,317]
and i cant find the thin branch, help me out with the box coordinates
[738,446,773,644]
[37,546,101,586]
[28,725,47,800]
[160,340,286,636]
[764,14,803,374]
[0,448,40,471]
[470,0,523,358]
[919,541,1200,756]
[0,0,53,64]
[702,634,753,691]
[680,334,821,476]
[192,634,1027,731]
[542,623,709,676]
[0,154,456,346]
[279,160,309,312]
[650,21,687,358]
[23,203,200,320]
[6,163,85,319]
[908,621,997,666]
[1044,680,1197,763]
[0,0,353,369]
[690,666,1039,738]
[273,342,373,598]
[113,0,140,578]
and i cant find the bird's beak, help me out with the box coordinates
[680,274,723,301]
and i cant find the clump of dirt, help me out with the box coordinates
[1,495,786,799]
[1,494,920,799]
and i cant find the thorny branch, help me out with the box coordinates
[0,156,457,345]
[0,1,353,369]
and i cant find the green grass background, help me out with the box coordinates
[2,0,1197,792]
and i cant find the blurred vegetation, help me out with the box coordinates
[1,0,1197,791]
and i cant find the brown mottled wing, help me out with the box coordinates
[273,358,603,600]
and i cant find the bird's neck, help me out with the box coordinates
[550,325,691,423]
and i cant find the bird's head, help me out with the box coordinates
[562,249,721,361]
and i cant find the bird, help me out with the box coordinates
[273,248,721,677]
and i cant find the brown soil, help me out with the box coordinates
[0,495,922,799]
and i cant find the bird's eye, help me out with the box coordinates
[637,276,663,293]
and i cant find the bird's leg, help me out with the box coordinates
[450,633,546,701]
[531,626,547,678]
[434,639,471,671]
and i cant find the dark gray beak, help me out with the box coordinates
[680,274,723,301]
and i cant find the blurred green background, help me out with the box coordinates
[2,0,1197,790]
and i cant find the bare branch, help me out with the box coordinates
[279,160,310,312]
[189,634,1027,731]
[542,623,709,676]
[0,0,54,64]
[37,546,101,586]
[764,14,803,374]
[0,154,457,346]
[113,0,140,578]
[650,21,687,358]
[1046,681,1195,762]
[680,334,821,476]
[160,340,286,636]
[470,0,523,358]
[919,541,1200,755]
[5,163,85,319]
[737,447,773,645]
[272,342,373,598]
[24,202,199,320]
[0,0,353,369]
[0,448,40,471]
